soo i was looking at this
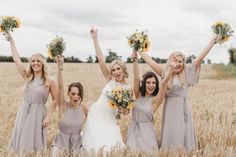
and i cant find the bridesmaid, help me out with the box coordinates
[6,33,58,153]
[51,55,88,156]
[126,50,176,154]
[138,35,220,150]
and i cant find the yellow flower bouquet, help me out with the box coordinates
[0,16,20,34]
[128,30,150,52]
[212,22,233,44]
[47,36,66,69]
[106,86,134,119]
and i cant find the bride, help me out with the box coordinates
[82,27,131,152]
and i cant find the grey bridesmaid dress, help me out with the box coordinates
[161,63,200,150]
[51,103,85,154]
[127,96,159,153]
[9,77,49,152]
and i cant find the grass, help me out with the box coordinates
[209,64,236,80]
[0,63,235,156]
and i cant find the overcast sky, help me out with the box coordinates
[0,0,235,63]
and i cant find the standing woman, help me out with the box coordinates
[51,55,88,156]
[82,27,131,152]
[127,51,176,154]
[138,36,220,150]
[6,33,58,153]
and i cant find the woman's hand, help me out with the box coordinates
[212,34,223,44]
[132,49,138,58]
[55,55,64,69]
[118,106,130,115]
[90,27,98,39]
[5,32,13,41]
[42,114,51,128]
[167,61,178,74]
[131,49,138,61]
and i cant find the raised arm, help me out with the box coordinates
[194,35,220,68]
[55,55,66,119]
[90,27,110,81]
[132,50,140,99]
[138,52,163,76]
[151,63,176,113]
[6,32,27,79]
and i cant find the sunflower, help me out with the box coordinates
[212,21,233,44]
[48,49,53,59]
[2,16,9,20]
[142,40,150,52]
[13,17,21,27]
[222,36,230,42]
[109,100,117,110]
[128,39,133,46]
[127,103,134,109]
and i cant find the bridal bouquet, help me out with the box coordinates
[128,30,150,52]
[0,16,20,34]
[107,86,134,119]
[212,22,233,44]
[47,36,66,69]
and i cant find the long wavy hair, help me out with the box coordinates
[165,51,186,92]
[25,53,49,88]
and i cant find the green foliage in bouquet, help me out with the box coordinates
[106,86,134,119]
[0,16,20,33]
[212,22,233,44]
[127,30,150,52]
[47,36,66,59]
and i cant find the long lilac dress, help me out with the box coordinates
[9,77,49,152]
[160,63,200,150]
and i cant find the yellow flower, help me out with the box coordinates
[48,49,53,59]
[213,21,224,27]
[128,39,133,46]
[2,16,9,20]
[222,36,230,42]
[142,40,150,52]
[127,103,134,109]
[109,100,117,110]
[13,17,21,27]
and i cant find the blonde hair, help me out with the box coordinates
[26,53,50,88]
[165,51,186,92]
[109,60,129,78]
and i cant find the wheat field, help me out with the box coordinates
[0,63,235,157]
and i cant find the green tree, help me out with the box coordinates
[95,56,99,63]
[207,59,212,64]
[126,57,133,63]
[105,49,122,63]
[0,56,28,62]
[86,55,93,63]
[228,47,236,64]
[186,55,196,64]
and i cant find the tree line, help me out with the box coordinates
[1,48,236,64]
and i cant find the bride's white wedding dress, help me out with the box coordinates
[82,79,130,152]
